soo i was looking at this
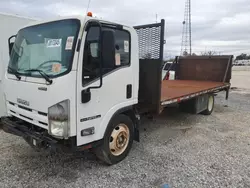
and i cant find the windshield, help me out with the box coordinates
[8,19,80,78]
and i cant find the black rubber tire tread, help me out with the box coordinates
[201,95,214,115]
[94,114,134,165]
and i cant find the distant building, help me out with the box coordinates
[234,60,250,66]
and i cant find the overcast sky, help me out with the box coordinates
[1,0,250,58]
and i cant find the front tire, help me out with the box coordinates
[94,114,134,165]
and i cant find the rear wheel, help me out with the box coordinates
[201,95,214,115]
[94,114,134,165]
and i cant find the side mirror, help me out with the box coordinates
[8,35,16,56]
[101,30,116,69]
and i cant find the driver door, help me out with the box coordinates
[76,24,135,146]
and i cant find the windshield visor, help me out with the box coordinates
[8,19,80,78]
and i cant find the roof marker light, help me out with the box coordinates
[87,12,93,17]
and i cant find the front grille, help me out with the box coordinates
[9,101,47,117]
[10,110,16,114]
[9,102,15,106]
[7,101,48,128]
[39,121,48,126]
[18,105,32,112]
[38,111,47,117]
[19,114,33,121]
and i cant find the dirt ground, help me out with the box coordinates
[231,70,250,90]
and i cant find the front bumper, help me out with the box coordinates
[1,116,75,152]
[1,116,102,152]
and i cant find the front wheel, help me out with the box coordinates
[94,114,134,165]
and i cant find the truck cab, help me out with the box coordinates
[3,15,143,164]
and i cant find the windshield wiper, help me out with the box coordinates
[8,66,21,80]
[24,69,53,85]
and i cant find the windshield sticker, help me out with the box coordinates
[47,39,62,48]
[52,63,62,73]
[65,36,74,50]
[115,53,121,66]
[124,41,129,53]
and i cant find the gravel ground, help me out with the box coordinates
[0,72,250,188]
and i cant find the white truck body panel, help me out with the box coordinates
[0,13,36,117]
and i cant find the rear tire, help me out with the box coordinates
[201,95,214,115]
[94,114,134,165]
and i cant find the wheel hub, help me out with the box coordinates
[109,124,130,156]
[208,96,214,111]
[116,132,127,148]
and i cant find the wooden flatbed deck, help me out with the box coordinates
[161,80,230,105]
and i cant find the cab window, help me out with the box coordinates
[82,25,130,85]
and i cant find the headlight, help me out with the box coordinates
[48,100,70,139]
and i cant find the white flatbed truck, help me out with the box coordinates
[2,14,233,165]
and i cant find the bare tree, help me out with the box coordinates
[201,50,217,56]
[182,51,197,56]
[182,51,189,56]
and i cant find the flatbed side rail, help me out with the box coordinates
[161,83,230,106]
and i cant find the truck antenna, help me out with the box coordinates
[86,0,92,14]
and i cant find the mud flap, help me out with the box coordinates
[134,111,140,142]
[225,87,230,100]
[134,126,140,142]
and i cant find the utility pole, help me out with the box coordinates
[180,0,192,56]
